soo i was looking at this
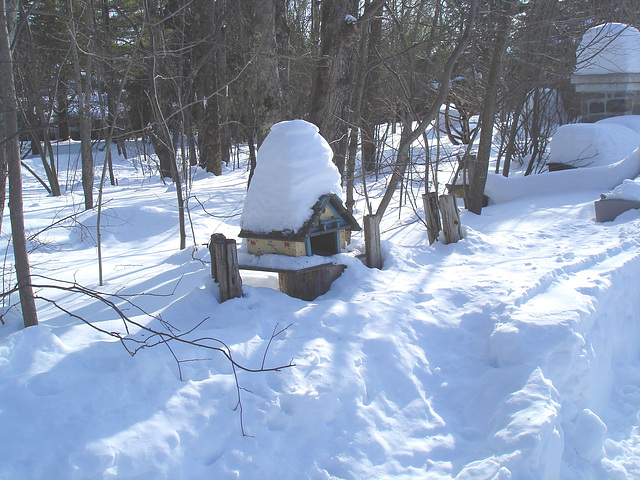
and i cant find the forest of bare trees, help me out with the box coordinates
[1,0,639,326]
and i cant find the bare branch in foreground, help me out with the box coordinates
[4,275,295,436]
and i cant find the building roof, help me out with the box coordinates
[575,23,640,76]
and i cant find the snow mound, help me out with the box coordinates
[240,120,342,234]
[604,177,640,201]
[575,23,640,75]
[597,115,640,134]
[547,123,640,168]
[485,147,640,204]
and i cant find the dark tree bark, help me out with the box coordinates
[68,0,95,210]
[360,5,383,174]
[144,0,174,180]
[308,0,359,176]
[249,0,291,147]
[0,0,38,327]
[195,0,222,175]
[467,0,515,215]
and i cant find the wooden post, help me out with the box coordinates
[209,233,225,282]
[364,214,383,269]
[439,194,463,245]
[422,192,441,245]
[225,238,243,300]
[209,233,242,302]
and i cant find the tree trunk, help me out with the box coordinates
[0,144,7,236]
[250,0,291,147]
[467,0,515,214]
[374,1,477,219]
[308,0,359,174]
[195,0,223,175]
[68,0,95,210]
[501,94,524,177]
[0,0,38,327]
[360,6,382,174]
[145,0,174,180]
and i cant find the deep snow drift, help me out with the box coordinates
[2,124,640,479]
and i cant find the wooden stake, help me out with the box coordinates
[209,233,242,302]
[422,192,441,245]
[225,238,243,300]
[364,214,383,269]
[439,194,463,244]
[209,233,226,282]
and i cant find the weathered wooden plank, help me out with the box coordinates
[422,192,441,245]
[439,194,463,245]
[209,233,226,282]
[212,235,231,301]
[225,238,243,300]
[364,214,383,269]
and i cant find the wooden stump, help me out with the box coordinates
[209,233,242,302]
[422,192,441,245]
[364,214,383,269]
[439,194,463,245]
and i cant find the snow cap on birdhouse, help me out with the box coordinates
[239,119,360,257]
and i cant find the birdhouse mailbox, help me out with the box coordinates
[238,119,361,258]
[240,193,360,257]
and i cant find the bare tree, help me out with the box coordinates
[308,0,360,176]
[374,0,478,220]
[68,0,96,210]
[466,0,516,215]
[0,0,38,327]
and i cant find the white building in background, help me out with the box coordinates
[571,23,640,122]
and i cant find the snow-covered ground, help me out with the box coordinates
[2,126,640,479]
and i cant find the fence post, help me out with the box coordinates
[439,194,463,245]
[209,233,242,302]
[225,238,243,300]
[364,214,383,269]
[422,192,441,245]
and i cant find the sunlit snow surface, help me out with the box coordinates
[2,128,640,479]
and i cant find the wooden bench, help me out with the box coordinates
[209,233,346,302]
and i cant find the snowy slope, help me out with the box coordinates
[1,137,640,479]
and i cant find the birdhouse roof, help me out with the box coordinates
[240,193,361,242]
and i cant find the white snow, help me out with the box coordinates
[603,177,640,201]
[485,146,640,204]
[240,119,342,234]
[575,23,640,75]
[546,122,640,168]
[3,126,640,479]
[345,14,358,24]
[597,114,640,134]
